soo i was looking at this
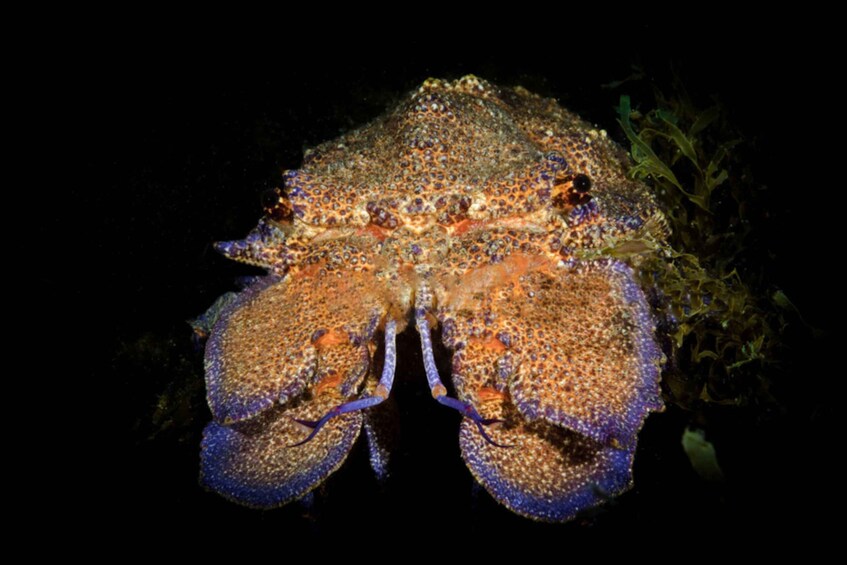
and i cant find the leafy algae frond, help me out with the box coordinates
[616,87,781,408]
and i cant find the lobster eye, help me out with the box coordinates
[573,174,592,193]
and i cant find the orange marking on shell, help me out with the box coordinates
[468,335,507,352]
[357,223,389,241]
[314,371,343,395]
[297,262,324,278]
[313,330,347,348]
[449,219,482,236]
[477,387,507,403]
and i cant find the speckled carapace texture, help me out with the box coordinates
[200,76,666,521]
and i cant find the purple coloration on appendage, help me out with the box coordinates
[513,395,632,448]
[612,260,664,413]
[364,417,391,481]
[416,312,443,392]
[362,312,382,343]
[380,320,398,392]
[595,260,664,440]
[459,421,634,522]
[291,397,383,446]
[213,240,240,258]
[213,219,287,270]
[437,395,510,448]
[200,411,362,509]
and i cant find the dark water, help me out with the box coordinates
[81,27,836,548]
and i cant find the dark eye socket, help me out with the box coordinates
[573,174,592,193]
[261,188,280,210]
[262,187,293,222]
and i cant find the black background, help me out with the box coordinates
[73,21,837,549]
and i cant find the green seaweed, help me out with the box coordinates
[617,96,688,200]
[616,83,783,409]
